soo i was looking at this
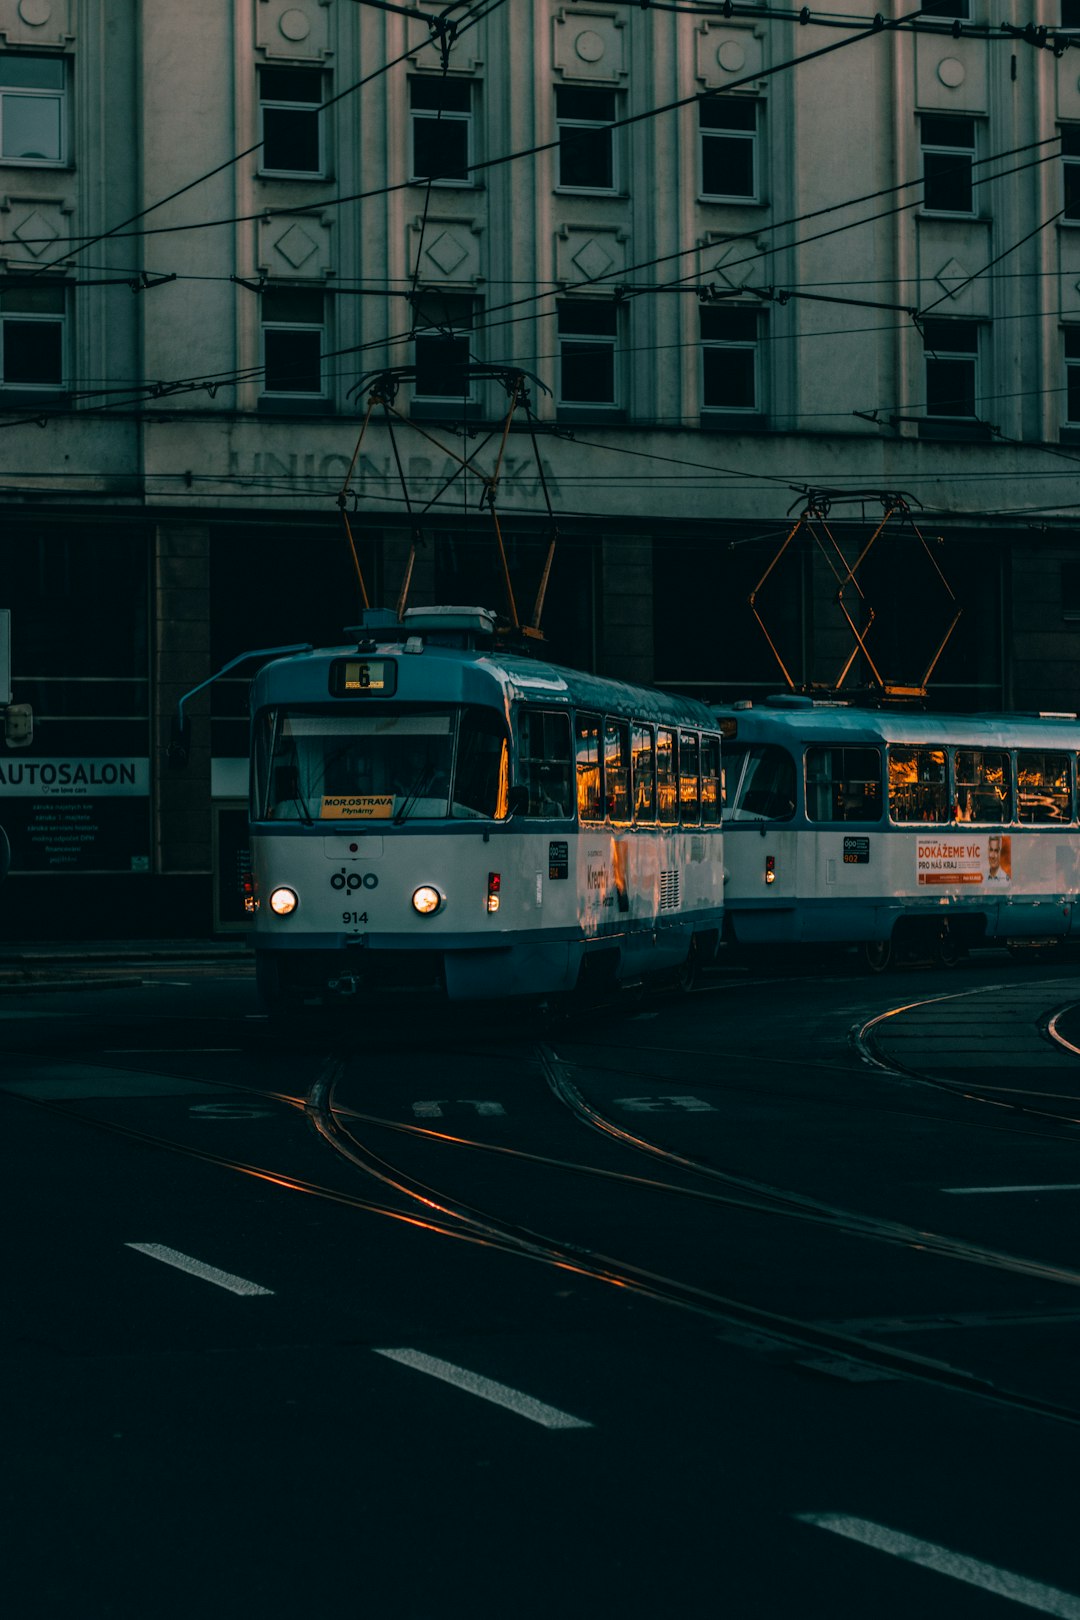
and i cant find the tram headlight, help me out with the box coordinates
[269,886,299,916]
[412,885,443,916]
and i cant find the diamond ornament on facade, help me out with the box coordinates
[273,223,318,268]
[571,238,615,280]
[13,210,58,257]
[425,231,469,275]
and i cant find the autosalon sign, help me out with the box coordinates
[0,757,150,873]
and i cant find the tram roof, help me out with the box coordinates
[251,638,718,729]
[712,698,1080,749]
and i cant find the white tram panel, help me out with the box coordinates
[715,697,1080,959]
[249,606,724,1009]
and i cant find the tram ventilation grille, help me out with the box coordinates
[659,870,680,911]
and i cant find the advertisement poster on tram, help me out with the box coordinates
[0,757,151,872]
[916,834,1011,886]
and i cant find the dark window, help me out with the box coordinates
[556,85,615,190]
[0,54,64,163]
[923,318,979,418]
[261,287,324,395]
[576,711,603,821]
[518,708,573,818]
[1063,128,1080,221]
[412,291,476,399]
[259,68,323,176]
[1063,557,1080,619]
[805,746,883,823]
[1063,0,1080,24]
[1017,751,1072,822]
[453,707,509,819]
[1064,328,1080,422]
[557,300,618,405]
[701,305,761,412]
[889,746,948,823]
[700,97,757,199]
[0,282,64,386]
[922,115,976,214]
[410,77,472,183]
[918,0,969,15]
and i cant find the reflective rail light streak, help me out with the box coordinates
[942,1184,1080,1195]
[125,1243,274,1296]
[372,1349,592,1430]
[797,1514,1080,1617]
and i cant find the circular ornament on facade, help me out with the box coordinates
[717,41,747,73]
[279,8,312,42]
[937,57,966,88]
[17,0,52,25]
[574,30,605,63]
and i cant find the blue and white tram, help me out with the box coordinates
[714,696,1080,967]
[249,606,724,1011]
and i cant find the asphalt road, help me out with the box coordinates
[3,950,1080,1618]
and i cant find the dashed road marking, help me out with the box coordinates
[797,1513,1080,1616]
[125,1243,274,1296]
[372,1348,592,1430]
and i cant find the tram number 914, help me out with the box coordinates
[343,912,369,925]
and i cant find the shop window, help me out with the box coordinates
[1016,751,1072,822]
[518,708,573,817]
[261,287,324,396]
[556,85,616,191]
[410,77,473,184]
[805,746,883,822]
[701,304,762,413]
[0,283,64,388]
[557,300,618,406]
[889,746,948,823]
[259,67,324,176]
[0,54,64,164]
[923,319,980,418]
[954,748,1010,822]
[921,115,976,214]
[576,711,603,821]
[412,291,476,400]
[700,97,758,200]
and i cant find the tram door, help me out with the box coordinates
[724,742,802,938]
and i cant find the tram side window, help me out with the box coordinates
[656,727,678,824]
[453,707,509,819]
[729,744,796,822]
[1017,750,1072,823]
[700,735,721,824]
[889,747,948,823]
[679,732,701,822]
[805,746,882,823]
[518,708,573,818]
[605,718,631,821]
[954,748,1010,823]
[632,723,655,822]
[576,712,603,821]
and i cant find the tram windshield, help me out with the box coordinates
[724,744,796,822]
[256,706,509,822]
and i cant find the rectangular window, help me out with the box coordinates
[1064,0,1080,26]
[922,115,976,214]
[556,85,615,191]
[518,708,573,817]
[701,305,761,413]
[0,283,64,388]
[412,292,476,400]
[700,736,721,825]
[1066,329,1080,422]
[1017,751,1072,823]
[604,719,630,821]
[918,0,969,15]
[632,723,655,823]
[805,746,883,823]
[410,77,472,184]
[656,727,678,825]
[262,287,324,396]
[557,300,618,407]
[259,67,324,177]
[923,319,979,419]
[954,748,1010,823]
[679,733,701,824]
[889,746,948,823]
[0,55,64,164]
[576,712,603,821]
[1063,129,1080,222]
[700,97,758,200]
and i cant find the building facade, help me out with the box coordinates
[0,0,1078,936]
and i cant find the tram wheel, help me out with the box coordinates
[861,938,892,974]
[675,938,701,993]
[932,926,962,969]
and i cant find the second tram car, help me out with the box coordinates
[249,606,724,1011]
[715,696,1080,968]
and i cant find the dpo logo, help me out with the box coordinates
[331,869,379,892]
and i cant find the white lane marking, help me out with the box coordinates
[943,1184,1080,1195]
[125,1243,274,1296]
[797,1513,1080,1616]
[372,1348,592,1430]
